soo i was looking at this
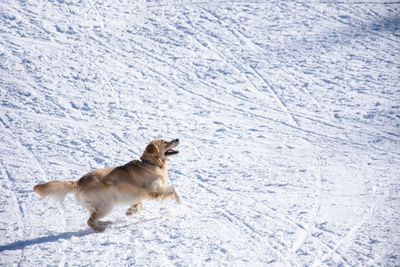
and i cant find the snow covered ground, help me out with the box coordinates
[1,0,400,265]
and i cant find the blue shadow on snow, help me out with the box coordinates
[0,229,93,252]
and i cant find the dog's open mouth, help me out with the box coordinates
[165,149,179,156]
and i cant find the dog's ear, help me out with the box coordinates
[145,143,159,155]
[141,141,164,167]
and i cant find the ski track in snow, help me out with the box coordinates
[1,0,400,266]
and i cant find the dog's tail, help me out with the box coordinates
[34,180,77,203]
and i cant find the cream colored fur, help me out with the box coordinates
[34,138,182,231]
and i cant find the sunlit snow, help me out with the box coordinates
[1,0,399,266]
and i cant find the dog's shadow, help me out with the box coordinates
[0,211,170,252]
[0,229,93,252]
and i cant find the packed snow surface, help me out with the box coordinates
[1,0,400,266]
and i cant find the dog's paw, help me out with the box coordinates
[174,189,183,204]
[126,202,143,216]
[88,222,107,232]
[126,209,133,216]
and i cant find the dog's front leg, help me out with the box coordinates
[149,186,182,204]
[149,180,182,203]
[171,186,183,204]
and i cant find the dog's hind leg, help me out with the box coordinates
[126,202,143,216]
[87,208,112,231]
[88,211,104,232]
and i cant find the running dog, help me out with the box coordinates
[34,138,182,231]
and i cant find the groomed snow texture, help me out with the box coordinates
[1,0,400,266]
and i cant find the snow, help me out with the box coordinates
[1,0,400,266]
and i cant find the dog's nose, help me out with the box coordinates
[174,138,179,144]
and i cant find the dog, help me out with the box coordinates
[34,138,182,231]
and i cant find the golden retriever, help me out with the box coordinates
[34,138,182,231]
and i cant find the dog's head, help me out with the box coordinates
[140,138,179,167]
